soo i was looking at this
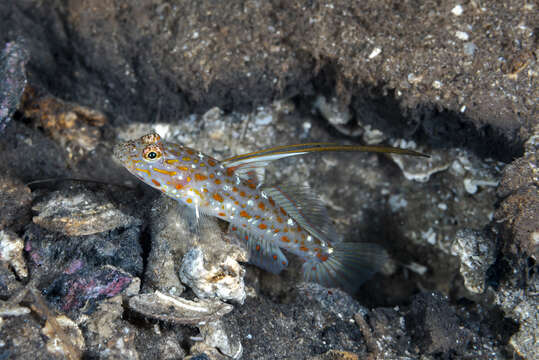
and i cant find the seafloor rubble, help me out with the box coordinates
[0,1,538,359]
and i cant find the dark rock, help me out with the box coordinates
[24,221,143,280]
[82,295,140,359]
[496,126,539,259]
[367,307,410,358]
[44,265,136,313]
[451,229,497,294]
[1,1,535,145]
[231,289,368,359]
[0,314,57,360]
[0,40,28,133]
[405,292,472,355]
[0,265,21,298]
[0,175,32,232]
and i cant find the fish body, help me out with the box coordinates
[114,133,426,291]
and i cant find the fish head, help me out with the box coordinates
[114,132,165,182]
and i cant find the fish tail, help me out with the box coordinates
[302,242,388,293]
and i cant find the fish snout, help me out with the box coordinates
[113,141,138,163]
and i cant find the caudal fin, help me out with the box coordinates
[302,242,388,293]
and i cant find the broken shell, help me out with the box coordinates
[32,186,140,236]
[180,247,247,304]
[128,291,233,325]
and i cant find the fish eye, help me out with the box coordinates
[142,144,162,161]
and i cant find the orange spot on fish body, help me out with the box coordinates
[276,216,283,223]
[213,193,224,202]
[258,202,265,210]
[177,166,189,171]
[186,176,191,182]
[232,187,238,192]
[272,255,278,260]
[182,156,191,162]
[274,229,280,233]
[152,179,161,187]
[280,207,287,216]
[231,226,237,231]
[282,261,286,265]
[281,236,290,243]
[258,223,267,230]
[186,149,195,155]
[186,198,193,203]
[218,212,226,217]
[255,244,260,251]
[165,159,179,164]
[195,173,208,181]
[209,173,215,178]
[214,179,221,184]
[153,168,177,176]
[135,168,151,177]
[226,168,234,176]
[192,188,203,199]
[240,211,251,219]
[300,246,308,252]
[176,184,184,189]
[208,159,216,166]
[239,191,246,197]
[268,198,275,206]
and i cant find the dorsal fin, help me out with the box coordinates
[221,142,428,184]
[261,183,340,245]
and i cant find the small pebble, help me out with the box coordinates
[451,4,464,16]
[455,31,470,41]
